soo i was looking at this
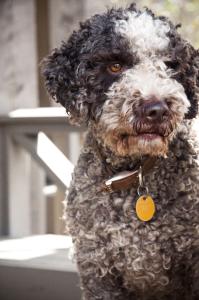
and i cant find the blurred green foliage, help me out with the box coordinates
[111,0,199,48]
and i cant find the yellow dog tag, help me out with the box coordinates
[136,195,155,222]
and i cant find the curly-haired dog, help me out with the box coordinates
[42,3,199,300]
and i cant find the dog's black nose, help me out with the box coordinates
[142,101,169,121]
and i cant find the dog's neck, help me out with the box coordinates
[91,133,139,171]
[87,130,156,175]
[84,131,159,192]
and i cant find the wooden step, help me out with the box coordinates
[0,235,81,300]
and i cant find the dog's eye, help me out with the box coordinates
[107,63,123,74]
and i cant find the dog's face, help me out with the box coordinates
[42,4,199,157]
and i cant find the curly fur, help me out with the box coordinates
[42,3,199,300]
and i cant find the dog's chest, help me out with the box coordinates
[91,192,190,295]
[81,167,196,293]
[102,219,171,293]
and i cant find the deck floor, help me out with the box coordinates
[0,235,81,300]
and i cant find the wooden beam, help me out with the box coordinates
[0,127,9,235]
[35,0,50,107]
[13,133,73,190]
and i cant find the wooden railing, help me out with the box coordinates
[0,107,84,236]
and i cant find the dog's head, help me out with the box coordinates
[42,3,199,157]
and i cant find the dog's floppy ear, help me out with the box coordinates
[41,26,90,125]
[177,42,199,119]
[169,28,199,119]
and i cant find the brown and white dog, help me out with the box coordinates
[42,3,199,300]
